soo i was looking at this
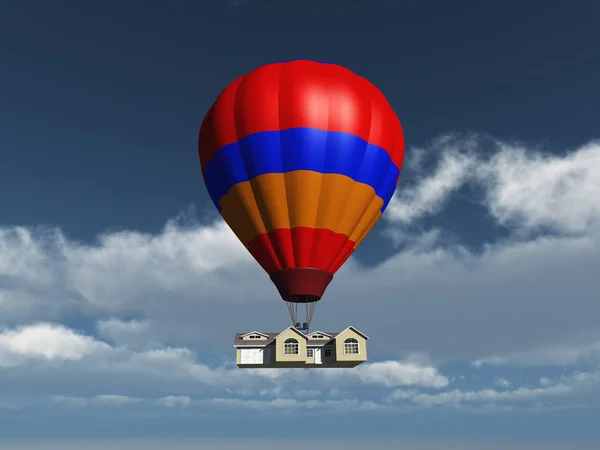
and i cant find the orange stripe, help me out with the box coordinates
[219,171,384,246]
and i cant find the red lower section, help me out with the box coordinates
[247,227,356,275]
[270,268,333,302]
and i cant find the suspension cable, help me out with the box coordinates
[285,300,319,331]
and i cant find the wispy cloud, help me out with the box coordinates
[388,139,478,224]
[389,135,600,235]
[474,336,600,367]
[385,370,600,411]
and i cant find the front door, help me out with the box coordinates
[314,348,322,364]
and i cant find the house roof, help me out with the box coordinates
[272,326,307,341]
[233,332,278,347]
[233,330,339,347]
[239,331,269,338]
[339,326,369,340]
[306,336,338,346]
[307,331,332,337]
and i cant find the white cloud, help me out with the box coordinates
[410,384,572,407]
[386,370,600,410]
[387,148,476,224]
[0,323,108,367]
[388,135,600,234]
[0,327,597,414]
[96,318,156,349]
[351,360,449,388]
[479,141,600,233]
[65,220,256,314]
[17,366,600,413]
[0,321,449,408]
[0,227,59,282]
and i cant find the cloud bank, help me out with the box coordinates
[0,134,599,415]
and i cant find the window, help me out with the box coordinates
[248,334,262,339]
[283,338,299,355]
[307,348,314,358]
[323,347,333,358]
[344,338,359,355]
[312,334,324,339]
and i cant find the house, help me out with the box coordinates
[233,326,368,368]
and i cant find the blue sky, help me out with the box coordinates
[1,0,599,448]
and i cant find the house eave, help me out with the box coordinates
[239,331,270,338]
[233,344,270,348]
[340,326,369,340]
[272,326,308,341]
[307,331,332,338]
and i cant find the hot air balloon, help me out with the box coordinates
[198,60,404,332]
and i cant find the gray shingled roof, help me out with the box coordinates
[233,333,278,347]
[233,332,339,347]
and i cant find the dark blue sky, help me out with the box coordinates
[1,0,598,243]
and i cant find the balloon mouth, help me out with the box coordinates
[270,268,333,303]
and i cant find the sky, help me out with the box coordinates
[1,0,600,448]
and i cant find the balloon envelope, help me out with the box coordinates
[198,60,404,303]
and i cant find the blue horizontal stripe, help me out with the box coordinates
[203,128,399,213]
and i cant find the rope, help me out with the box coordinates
[285,300,318,330]
[287,301,298,327]
[306,301,318,329]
